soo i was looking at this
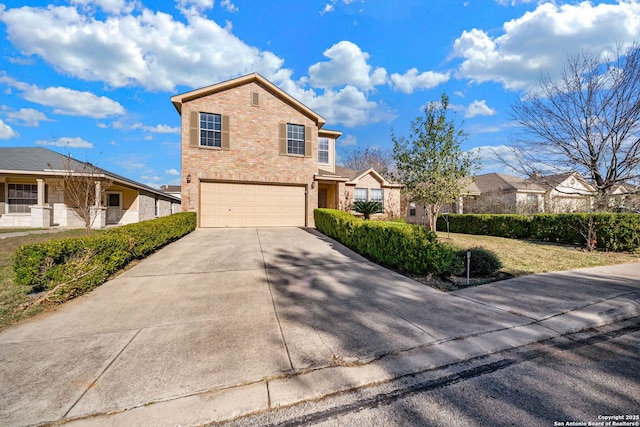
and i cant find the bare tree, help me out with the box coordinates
[507,43,640,209]
[51,155,113,235]
[341,146,394,179]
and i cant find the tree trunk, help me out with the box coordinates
[425,203,441,232]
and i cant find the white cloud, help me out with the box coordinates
[321,4,335,15]
[177,0,214,13]
[338,134,357,147]
[5,108,53,127]
[0,5,287,92]
[390,68,450,93]
[452,1,640,90]
[70,0,135,14]
[304,85,394,128]
[165,168,179,175]
[0,119,18,139]
[0,6,396,127]
[307,41,387,91]
[131,123,180,133]
[118,157,147,172]
[475,144,517,173]
[36,136,94,148]
[0,75,125,118]
[221,0,239,13]
[464,100,497,118]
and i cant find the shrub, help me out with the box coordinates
[13,212,196,302]
[437,212,639,252]
[436,214,530,238]
[353,200,382,220]
[531,213,640,252]
[315,208,461,275]
[454,247,503,277]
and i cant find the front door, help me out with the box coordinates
[106,192,122,224]
[318,188,328,208]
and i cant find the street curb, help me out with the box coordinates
[60,295,640,427]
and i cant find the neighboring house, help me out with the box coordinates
[171,73,400,228]
[405,171,597,221]
[405,180,482,225]
[0,147,181,229]
[530,172,595,213]
[316,165,401,218]
[159,184,181,199]
[610,183,640,211]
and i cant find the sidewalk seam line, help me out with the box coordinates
[62,328,142,419]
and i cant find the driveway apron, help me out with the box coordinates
[1,227,638,426]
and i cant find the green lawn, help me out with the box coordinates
[0,228,43,234]
[437,232,640,276]
[0,229,90,331]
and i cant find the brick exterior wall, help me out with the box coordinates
[180,80,320,227]
[343,172,402,219]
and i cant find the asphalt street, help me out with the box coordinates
[221,317,640,427]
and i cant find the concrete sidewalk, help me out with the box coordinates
[0,228,638,426]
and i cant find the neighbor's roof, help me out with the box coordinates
[474,172,546,194]
[0,147,180,202]
[317,165,401,187]
[171,73,327,127]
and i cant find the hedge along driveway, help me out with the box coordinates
[314,209,461,275]
[437,213,640,252]
[13,212,197,304]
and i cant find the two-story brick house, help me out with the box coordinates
[172,73,400,228]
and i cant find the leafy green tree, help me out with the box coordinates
[353,200,382,220]
[392,93,479,231]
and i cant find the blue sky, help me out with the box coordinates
[1,0,639,188]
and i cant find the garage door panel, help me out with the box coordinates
[200,182,306,227]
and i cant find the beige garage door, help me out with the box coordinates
[200,182,306,227]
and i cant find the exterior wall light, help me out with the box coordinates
[186,174,191,183]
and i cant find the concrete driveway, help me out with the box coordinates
[1,227,639,426]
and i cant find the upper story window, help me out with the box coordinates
[354,188,368,202]
[200,112,221,147]
[318,138,329,164]
[287,124,305,155]
[8,183,38,213]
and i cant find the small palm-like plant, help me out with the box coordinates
[353,200,382,220]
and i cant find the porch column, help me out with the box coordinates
[91,180,107,229]
[31,178,51,228]
[37,178,46,205]
[456,195,464,214]
[94,181,101,207]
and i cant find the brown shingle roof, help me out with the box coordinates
[474,173,546,193]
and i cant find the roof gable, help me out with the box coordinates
[171,73,326,127]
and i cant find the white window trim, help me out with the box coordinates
[200,112,222,148]
[287,123,305,156]
[318,137,330,165]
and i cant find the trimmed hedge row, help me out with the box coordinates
[436,213,640,252]
[437,214,530,239]
[13,212,197,301]
[315,208,462,275]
